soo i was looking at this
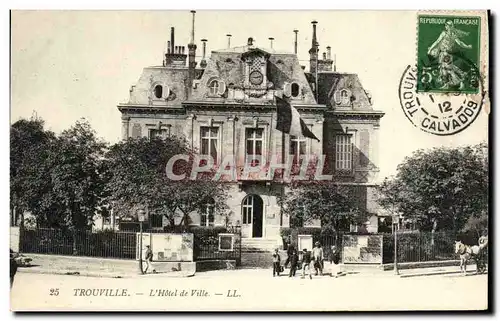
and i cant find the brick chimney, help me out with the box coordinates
[164,27,187,67]
[317,46,333,72]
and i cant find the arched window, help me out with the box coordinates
[241,196,254,225]
[340,89,350,105]
[154,85,163,99]
[209,80,219,96]
[291,83,300,98]
[201,198,215,227]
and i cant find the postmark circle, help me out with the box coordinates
[398,65,484,136]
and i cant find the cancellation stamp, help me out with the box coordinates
[416,15,481,94]
[399,64,483,136]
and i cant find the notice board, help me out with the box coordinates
[136,233,194,262]
[342,234,383,264]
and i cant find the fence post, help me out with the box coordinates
[392,215,399,275]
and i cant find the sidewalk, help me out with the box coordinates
[17,254,194,278]
[17,253,483,279]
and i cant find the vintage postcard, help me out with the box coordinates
[9,10,490,312]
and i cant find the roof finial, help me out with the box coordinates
[293,29,299,54]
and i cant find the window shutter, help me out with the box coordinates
[359,130,370,167]
[334,90,341,105]
[283,82,291,98]
[218,80,227,95]
[163,85,170,99]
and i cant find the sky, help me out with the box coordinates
[10,10,489,180]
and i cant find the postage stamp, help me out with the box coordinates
[416,15,481,94]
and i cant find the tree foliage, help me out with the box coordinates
[105,136,229,227]
[377,143,488,232]
[10,118,107,234]
[10,117,55,226]
[282,181,367,234]
[47,120,108,230]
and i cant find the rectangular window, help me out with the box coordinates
[201,203,215,227]
[290,135,307,158]
[103,215,111,226]
[201,127,219,164]
[335,134,353,171]
[149,129,169,140]
[150,214,163,228]
[245,128,264,166]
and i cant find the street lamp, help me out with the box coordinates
[138,209,146,275]
[393,214,400,275]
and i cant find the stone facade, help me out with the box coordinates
[117,17,384,240]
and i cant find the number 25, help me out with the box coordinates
[50,288,59,296]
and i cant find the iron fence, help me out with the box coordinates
[20,228,137,259]
[382,231,473,264]
[192,226,242,265]
[20,226,242,265]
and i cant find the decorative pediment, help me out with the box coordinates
[241,48,271,61]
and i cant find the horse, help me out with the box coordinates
[454,241,486,275]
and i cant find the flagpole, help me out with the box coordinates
[280,126,285,228]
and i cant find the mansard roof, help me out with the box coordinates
[308,72,375,110]
[122,44,377,115]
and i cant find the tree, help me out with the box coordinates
[282,181,367,237]
[377,143,488,233]
[462,210,488,238]
[105,136,228,229]
[46,120,108,253]
[10,117,55,227]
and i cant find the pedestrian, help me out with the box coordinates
[301,248,313,279]
[284,242,296,269]
[10,249,18,288]
[478,231,488,250]
[144,245,156,274]
[288,249,299,277]
[272,248,281,277]
[478,230,489,268]
[312,241,324,276]
[329,245,340,277]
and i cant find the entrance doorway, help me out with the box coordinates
[242,194,264,238]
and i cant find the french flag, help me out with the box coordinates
[275,96,320,142]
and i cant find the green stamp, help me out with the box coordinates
[417,15,481,94]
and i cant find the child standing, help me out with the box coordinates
[272,248,281,277]
[289,250,299,277]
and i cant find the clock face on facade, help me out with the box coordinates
[249,70,264,85]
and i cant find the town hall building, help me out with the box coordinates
[112,11,385,241]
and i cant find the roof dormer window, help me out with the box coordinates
[209,80,219,96]
[154,85,163,99]
[335,88,352,105]
[152,84,170,100]
[208,79,226,97]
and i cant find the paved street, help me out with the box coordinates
[11,269,488,311]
